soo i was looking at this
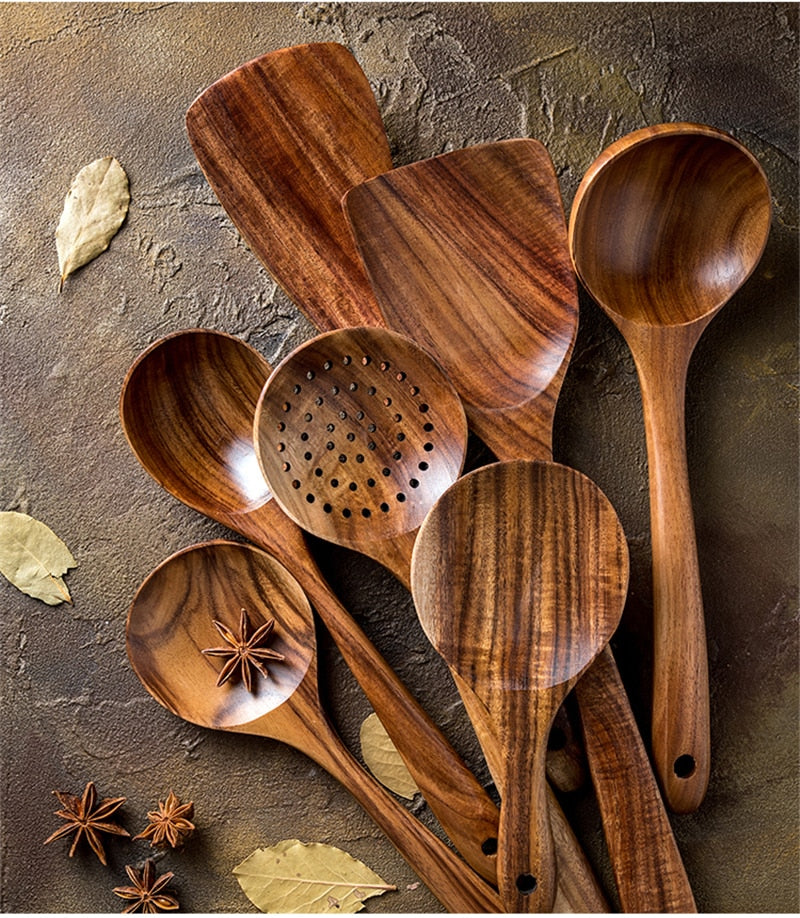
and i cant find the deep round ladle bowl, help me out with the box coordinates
[568,122,771,812]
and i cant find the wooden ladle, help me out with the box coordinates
[126,540,501,913]
[568,122,772,813]
[118,328,501,884]
[344,139,696,910]
[254,326,607,912]
[411,460,629,912]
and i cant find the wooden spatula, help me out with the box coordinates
[186,42,391,330]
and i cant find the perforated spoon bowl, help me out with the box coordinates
[411,460,629,913]
[119,328,501,882]
[569,122,772,813]
[126,540,501,914]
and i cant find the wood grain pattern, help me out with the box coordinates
[344,138,578,462]
[569,122,772,813]
[186,57,586,799]
[126,541,501,914]
[411,460,629,912]
[119,329,500,886]
[185,42,391,330]
[345,137,695,908]
[253,327,468,571]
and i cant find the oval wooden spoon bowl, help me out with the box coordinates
[126,540,501,914]
[411,460,628,912]
[569,122,771,812]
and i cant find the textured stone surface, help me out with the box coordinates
[1,2,797,912]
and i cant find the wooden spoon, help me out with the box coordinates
[344,139,696,910]
[119,328,500,884]
[185,42,391,330]
[254,326,607,912]
[126,540,501,913]
[411,460,628,912]
[568,122,772,813]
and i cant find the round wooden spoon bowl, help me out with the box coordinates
[120,329,272,517]
[254,327,468,573]
[569,122,771,327]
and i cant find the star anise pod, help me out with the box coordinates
[44,781,130,865]
[113,859,179,913]
[201,607,285,692]
[134,791,195,849]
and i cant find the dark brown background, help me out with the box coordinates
[1,2,797,912]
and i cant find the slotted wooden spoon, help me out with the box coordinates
[186,42,390,330]
[411,460,628,912]
[344,139,696,910]
[254,326,607,912]
[569,122,772,813]
[126,540,501,913]
[119,328,500,884]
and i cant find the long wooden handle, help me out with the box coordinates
[576,646,696,910]
[234,503,501,885]
[635,330,711,813]
[452,670,609,912]
[497,699,558,913]
[273,697,502,913]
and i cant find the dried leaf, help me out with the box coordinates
[233,839,396,913]
[0,511,76,605]
[360,712,420,800]
[56,156,129,291]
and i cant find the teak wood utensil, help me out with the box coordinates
[186,42,390,330]
[569,122,772,813]
[126,540,501,914]
[185,46,585,797]
[118,328,500,884]
[411,460,628,913]
[344,138,696,910]
[254,326,607,913]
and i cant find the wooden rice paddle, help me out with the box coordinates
[185,42,390,330]
[411,460,628,912]
[126,541,501,913]
[569,123,772,813]
[119,329,500,886]
[185,45,586,795]
[345,138,697,910]
[254,326,607,913]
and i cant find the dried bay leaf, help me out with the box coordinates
[56,156,129,291]
[360,712,420,800]
[0,511,77,605]
[234,839,396,913]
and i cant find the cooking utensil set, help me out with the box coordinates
[121,42,770,912]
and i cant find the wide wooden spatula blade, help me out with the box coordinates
[186,42,392,329]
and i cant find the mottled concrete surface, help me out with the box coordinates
[0,2,797,913]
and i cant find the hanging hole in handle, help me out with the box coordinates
[481,837,498,856]
[673,754,697,779]
[516,874,538,895]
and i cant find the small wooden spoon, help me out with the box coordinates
[186,42,391,330]
[569,122,772,813]
[344,139,696,910]
[126,540,501,913]
[411,460,628,912]
[254,327,607,912]
[119,329,500,884]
